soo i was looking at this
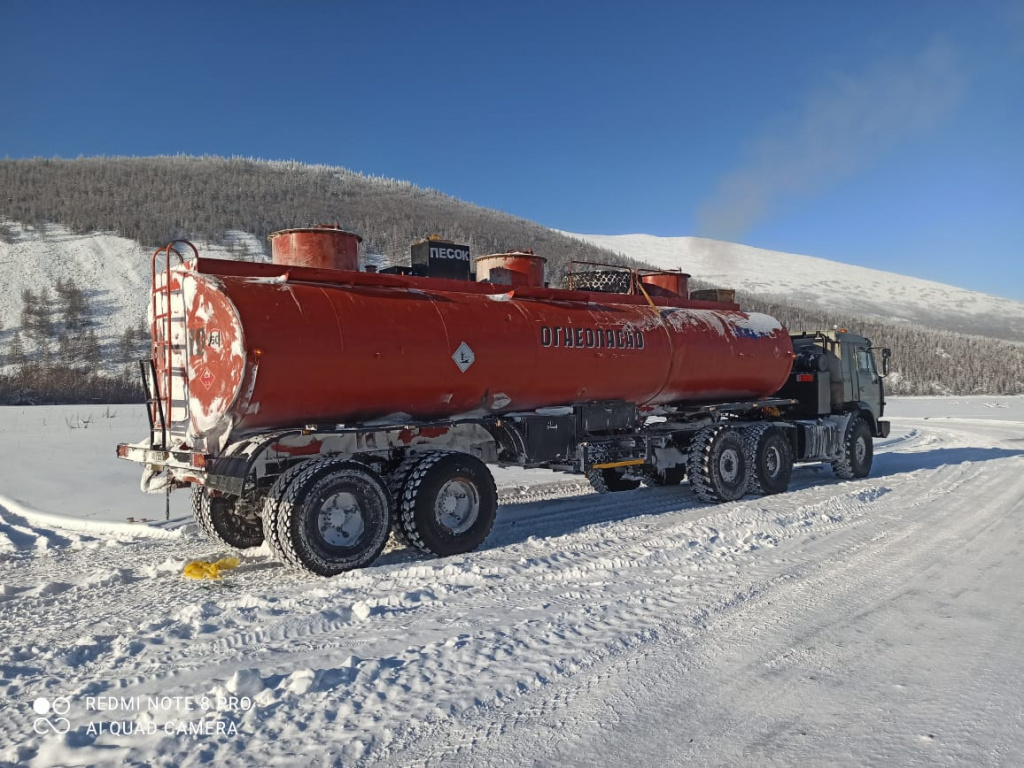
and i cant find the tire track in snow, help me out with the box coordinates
[4,419,1020,766]
[1,467,907,763]
[389,457,1024,767]
[1,472,890,702]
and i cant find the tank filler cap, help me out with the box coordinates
[268,225,363,271]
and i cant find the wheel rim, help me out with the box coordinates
[765,445,781,478]
[317,491,365,547]
[719,448,740,484]
[434,478,480,534]
[854,436,867,464]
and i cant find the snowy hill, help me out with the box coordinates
[567,233,1024,343]
[0,223,266,369]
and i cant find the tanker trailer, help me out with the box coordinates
[117,227,890,576]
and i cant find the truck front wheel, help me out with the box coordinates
[832,415,873,479]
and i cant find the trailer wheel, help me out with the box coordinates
[587,468,642,493]
[832,415,873,479]
[386,452,425,548]
[191,487,264,549]
[745,425,793,495]
[269,458,392,576]
[398,452,497,557]
[261,461,314,561]
[689,425,750,503]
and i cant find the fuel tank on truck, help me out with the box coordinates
[175,259,795,446]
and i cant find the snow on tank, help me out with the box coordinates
[181,269,247,446]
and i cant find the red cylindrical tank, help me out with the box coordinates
[179,261,794,441]
[475,251,547,287]
[269,225,362,271]
[640,271,690,298]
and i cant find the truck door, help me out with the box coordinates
[852,344,883,422]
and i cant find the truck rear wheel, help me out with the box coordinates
[745,425,793,495]
[398,452,497,557]
[832,415,873,479]
[267,458,392,576]
[689,425,750,503]
[191,487,264,549]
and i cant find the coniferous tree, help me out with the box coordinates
[81,329,102,366]
[9,331,27,367]
[58,334,74,365]
[20,288,37,335]
[56,277,90,333]
[119,326,136,364]
[33,287,56,345]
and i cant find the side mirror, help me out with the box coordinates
[881,347,891,377]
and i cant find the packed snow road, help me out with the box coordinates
[1,398,1022,767]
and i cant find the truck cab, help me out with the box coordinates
[783,329,890,438]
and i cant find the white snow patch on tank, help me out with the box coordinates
[663,309,733,336]
[182,271,246,446]
[622,313,665,334]
[733,312,783,336]
[661,308,782,338]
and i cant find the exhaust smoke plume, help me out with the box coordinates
[695,38,966,242]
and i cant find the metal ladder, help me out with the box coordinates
[147,241,198,449]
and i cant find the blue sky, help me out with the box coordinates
[1,1,1022,300]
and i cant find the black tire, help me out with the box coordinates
[587,468,642,493]
[398,452,497,557]
[261,461,313,561]
[832,415,873,479]
[269,458,392,576]
[745,425,793,495]
[387,452,425,547]
[641,464,686,487]
[191,486,264,549]
[688,425,750,503]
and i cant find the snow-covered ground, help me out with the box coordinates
[2,397,1023,766]
[566,233,1024,342]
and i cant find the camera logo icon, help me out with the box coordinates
[32,697,71,735]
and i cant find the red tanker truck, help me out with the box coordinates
[117,226,891,576]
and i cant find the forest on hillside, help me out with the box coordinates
[738,291,1024,396]
[0,156,636,277]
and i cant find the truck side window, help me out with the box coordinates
[857,348,877,382]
